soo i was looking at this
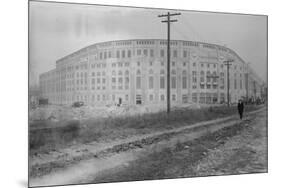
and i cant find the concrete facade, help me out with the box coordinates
[39,39,264,106]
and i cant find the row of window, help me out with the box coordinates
[95,49,205,60]
[135,75,187,90]
[67,92,224,104]
[45,91,242,105]
[192,93,225,103]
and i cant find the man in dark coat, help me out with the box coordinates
[237,99,244,120]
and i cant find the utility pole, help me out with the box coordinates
[158,12,181,113]
[253,80,257,101]
[223,59,234,107]
[245,62,251,102]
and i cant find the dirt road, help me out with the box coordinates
[93,107,267,183]
[29,107,266,187]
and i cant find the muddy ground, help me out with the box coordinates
[29,107,266,187]
[91,108,267,183]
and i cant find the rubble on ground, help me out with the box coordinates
[29,102,217,123]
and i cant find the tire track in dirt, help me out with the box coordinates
[29,107,266,187]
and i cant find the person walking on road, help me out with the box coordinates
[237,99,244,120]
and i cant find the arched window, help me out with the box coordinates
[125,70,129,75]
[137,69,141,75]
[118,70,122,76]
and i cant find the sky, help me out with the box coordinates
[29,1,267,86]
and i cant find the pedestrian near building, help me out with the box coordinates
[237,99,244,120]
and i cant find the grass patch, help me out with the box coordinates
[29,105,261,155]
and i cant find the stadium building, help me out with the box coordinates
[39,39,264,107]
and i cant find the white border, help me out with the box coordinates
[1,0,279,188]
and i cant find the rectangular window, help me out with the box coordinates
[149,76,154,89]
[206,93,212,104]
[173,50,177,58]
[143,49,148,56]
[172,94,176,101]
[183,50,187,58]
[220,78,224,89]
[150,49,154,57]
[182,94,188,103]
[149,94,154,101]
[160,49,165,57]
[125,77,129,84]
[199,93,205,103]
[122,50,126,58]
[136,94,142,104]
[192,93,197,102]
[136,76,141,89]
[137,49,141,56]
[160,77,165,89]
[182,76,187,89]
[171,77,176,89]
[220,93,225,103]
[128,50,131,58]
[192,76,197,83]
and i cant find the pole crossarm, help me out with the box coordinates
[162,20,178,23]
[158,13,181,17]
